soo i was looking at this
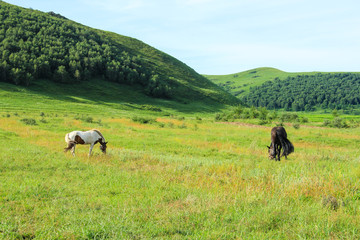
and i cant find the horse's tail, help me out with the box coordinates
[279,136,294,157]
[64,133,75,152]
[65,133,70,143]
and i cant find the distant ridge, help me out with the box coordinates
[206,67,360,111]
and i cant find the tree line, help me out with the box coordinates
[0,2,171,98]
[242,73,360,111]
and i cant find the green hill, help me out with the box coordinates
[0,1,239,109]
[204,67,318,98]
[206,68,360,112]
[243,72,360,111]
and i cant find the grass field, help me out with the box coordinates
[1,81,360,239]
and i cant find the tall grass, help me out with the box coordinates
[2,82,360,238]
[2,109,360,239]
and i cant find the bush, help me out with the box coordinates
[141,105,162,112]
[39,118,48,124]
[279,112,298,122]
[132,116,156,124]
[323,118,349,128]
[323,119,331,127]
[178,123,187,129]
[300,117,309,123]
[333,117,343,128]
[20,118,37,125]
[83,117,94,123]
[259,119,269,125]
[215,113,222,121]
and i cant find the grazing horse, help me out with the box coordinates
[267,126,294,161]
[64,129,107,156]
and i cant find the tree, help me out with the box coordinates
[53,65,70,82]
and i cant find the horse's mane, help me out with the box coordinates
[92,129,105,141]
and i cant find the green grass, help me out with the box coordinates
[2,84,360,239]
[0,79,229,116]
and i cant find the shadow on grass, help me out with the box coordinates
[0,79,228,114]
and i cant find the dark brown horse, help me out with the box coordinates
[267,126,294,161]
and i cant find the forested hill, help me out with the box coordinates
[0,2,239,105]
[242,73,360,111]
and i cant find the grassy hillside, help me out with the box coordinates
[204,67,318,98]
[0,79,227,114]
[1,85,360,238]
[0,1,239,106]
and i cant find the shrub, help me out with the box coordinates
[39,118,48,124]
[279,112,298,122]
[83,116,94,123]
[323,119,331,127]
[323,118,349,128]
[141,105,162,112]
[132,116,156,124]
[178,123,187,129]
[20,118,37,125]
[332,117,343,128]
[267,111,278,120]
[300,117,309,123]
[259,119,269,125]
[214,113,222,121]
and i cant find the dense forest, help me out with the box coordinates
[0,2,173,98]
[242,73,360,111]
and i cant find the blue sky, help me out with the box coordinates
[4,0,360,75]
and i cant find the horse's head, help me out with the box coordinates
[100,141,108,154]
[267,145,276,159]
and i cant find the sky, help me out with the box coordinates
[4,0,360,75]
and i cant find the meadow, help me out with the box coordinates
[1,82,360,239]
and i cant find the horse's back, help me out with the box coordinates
[272,126,287,137]
[65,131,79,143]
[65,130,86,143]
[65,130,103,144]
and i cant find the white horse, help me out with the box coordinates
[64,129,107,156]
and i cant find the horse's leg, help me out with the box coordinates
[71,144,76,156]
[89,143,95,157]
[272,143,277,160]
[277,144,281,161]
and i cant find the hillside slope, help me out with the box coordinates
[0,2,239,107]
